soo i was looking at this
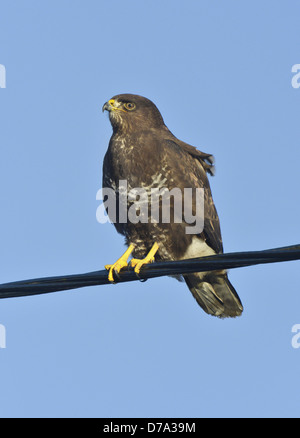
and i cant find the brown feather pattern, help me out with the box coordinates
[102,94,243,317]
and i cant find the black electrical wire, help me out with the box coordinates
[0,244,299,299]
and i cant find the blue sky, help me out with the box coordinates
[0,0,300,418]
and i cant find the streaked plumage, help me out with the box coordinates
[102,94,243,317]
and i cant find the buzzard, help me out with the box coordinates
[102,94,243,317]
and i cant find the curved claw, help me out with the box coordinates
[130,242,159,275]
[130,256,155,274]
[105,244,135,282]
[105,260,128,282]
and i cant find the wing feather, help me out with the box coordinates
[163,139,223,254]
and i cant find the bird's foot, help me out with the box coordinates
[105,244,135,282]
[130,242,159,275]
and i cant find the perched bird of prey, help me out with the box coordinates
[102,94,243,317]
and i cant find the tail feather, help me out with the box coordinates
[184,271,243,318]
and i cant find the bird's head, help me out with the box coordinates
[102,94,165,133]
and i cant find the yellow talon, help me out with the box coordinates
[105,244,135,282]
[130,242,159,274]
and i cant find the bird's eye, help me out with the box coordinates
[124,102,136,111]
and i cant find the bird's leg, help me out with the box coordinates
[130,242,159,275]
[105,244,135,282]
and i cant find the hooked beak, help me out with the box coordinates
[102,98,126,114]
[102,99,115,113]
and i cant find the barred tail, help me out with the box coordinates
[184,271,243,318]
